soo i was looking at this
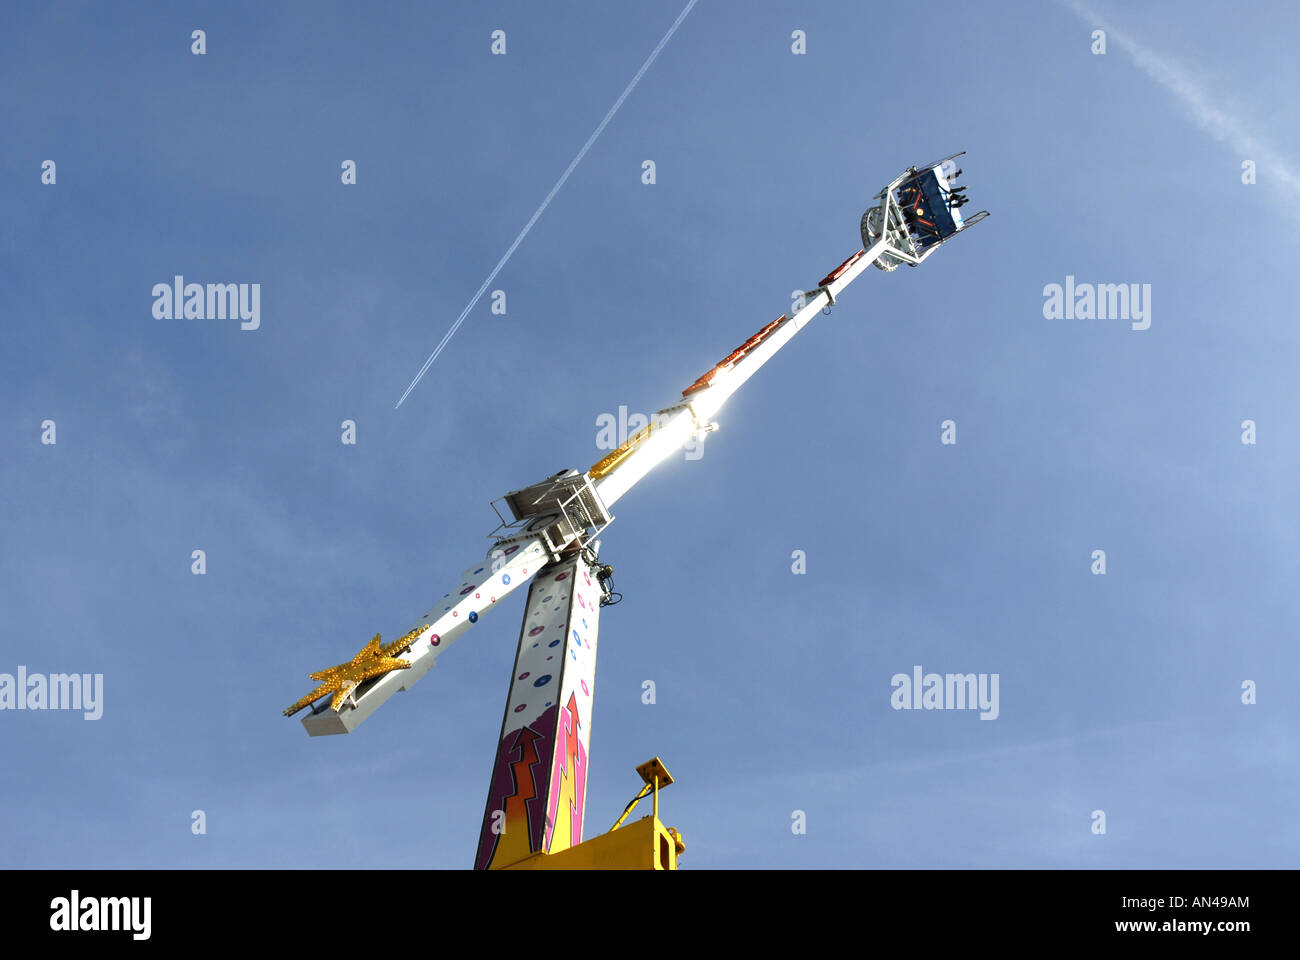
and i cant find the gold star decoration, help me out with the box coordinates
[283,627,424,717]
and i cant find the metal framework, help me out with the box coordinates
[284,154,988,868]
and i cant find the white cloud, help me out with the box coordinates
[1067,0,1300,218]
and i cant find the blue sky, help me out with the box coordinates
[2,0,1298,868]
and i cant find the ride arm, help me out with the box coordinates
[589,237,887,509]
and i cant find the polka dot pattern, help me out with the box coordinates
[495,553,602,769]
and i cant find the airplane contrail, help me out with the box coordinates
[395,0,701,409]
[1065,0,1300,214]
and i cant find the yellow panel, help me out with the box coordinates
[588,422,657,480]
[500,816,680,870]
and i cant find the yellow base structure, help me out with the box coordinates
[501,814,683,870]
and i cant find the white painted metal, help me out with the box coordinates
[589,159,977,509]
[474,552,602,867]
[295,157,981,741]
[592,236,888,509]
[301,536,550,735]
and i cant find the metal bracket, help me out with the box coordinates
[489,469,614,563]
